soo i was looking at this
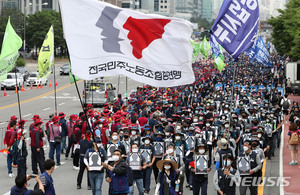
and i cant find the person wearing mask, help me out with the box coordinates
[213,155,240,195]
[238,139,262,195]
[77,130,93,190]
[31,119,45,175]
[103,149,129,195]
[39,159,56,195]
[215,138,235,170]
[154,158,178,195]
[127,143,147,195]
[105,131,126,162]
[152,131,165,183]
[10,174,44,195]
[48,116,62,166]
[4,120,17,177]
[130,126,141,146]
[203,121,215,166]
[189,139,211,195]
[58,112,68,154]
[163,143,185,193]
[84,137,107,195]
[140,136,156,195]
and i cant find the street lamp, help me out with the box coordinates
[23,2,48,60]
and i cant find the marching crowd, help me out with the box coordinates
[4,55,300,195]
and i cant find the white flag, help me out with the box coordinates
[59,0,195,87]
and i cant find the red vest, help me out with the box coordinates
[30,128,43,148]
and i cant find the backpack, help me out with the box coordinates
[289,131,299,145]
[282,99,290,110]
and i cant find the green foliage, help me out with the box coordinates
[0,8,24,51]
[16,57,26,67]
[190,17,215,31]
[26,10,66,56]
[267,0,300,60]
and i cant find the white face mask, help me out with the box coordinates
[243,146,249,152]
[131,131,137,135]
[199,149,205,154]
[167,148,174,154]
[132,148,138,153]
[112,135,118,140]
[145,140,150,145]
[258,134,262,138]
[193,119,198,123]
[166,132,170,136]
[225,124,229,128]
[206,123,210,127]
[175,136,181,140]
[224,111,228,114]
[164,165,171,170]
[112,155,119,161]
[97,143,102,148]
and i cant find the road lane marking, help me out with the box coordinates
[280,123,284,195]
[58,103,65,106]
[258,158,267,195]
[43,108,50,111]
[22,114,32,118]
[0,80,82,110]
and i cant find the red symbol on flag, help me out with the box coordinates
[123,17,171,59]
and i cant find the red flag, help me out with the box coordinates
[0,149,10,155]
[190,160,195,169]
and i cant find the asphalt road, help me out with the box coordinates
[0,61,281,195]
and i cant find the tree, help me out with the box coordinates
[267,0,300,60]
[0,8,24,52]
[26,10,67,57]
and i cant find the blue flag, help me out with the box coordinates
[210,35,222,59]
[210,0,259,60]
[255,36,271,66]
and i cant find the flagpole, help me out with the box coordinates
[14,68,22,120]
[125,76,128,106]
[72,74,92,131]
[229,62,237,128]
[117,75,120,96]
[53,64,57,114]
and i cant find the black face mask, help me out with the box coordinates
[252,143,257,147]
[124,135,129,139]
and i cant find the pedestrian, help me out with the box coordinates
[66,114,77,159]
[4,120,17,177]
[58,112,68,154]
[105,131,126,162]
[189,139,211,195]
[31,119,45,175]
[288,123,300,165]
[103,149,129,195]
[140,135,156,195]
[280,94,291,121]
[40,159,56,195]
[154,158,178,195]
[73,119,82,170]
[213,155,240,195]
[10,174,44,195]
[238,139,262,195]
[77,130,93,190]
[84,137,107,195]
[127,143,147,195]
[49,116,62,166]
[14,127,28,176]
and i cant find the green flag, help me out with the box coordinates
[38,25,54,79]
[69,63,80,84]
[199,36,211,59]
[0,17,23,82]
[214,56,226,72]
[190,39,200,61]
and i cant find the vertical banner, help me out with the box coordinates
[38,25,54,78]
[210,0,259,60]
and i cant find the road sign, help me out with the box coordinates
[201,27,205,32]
